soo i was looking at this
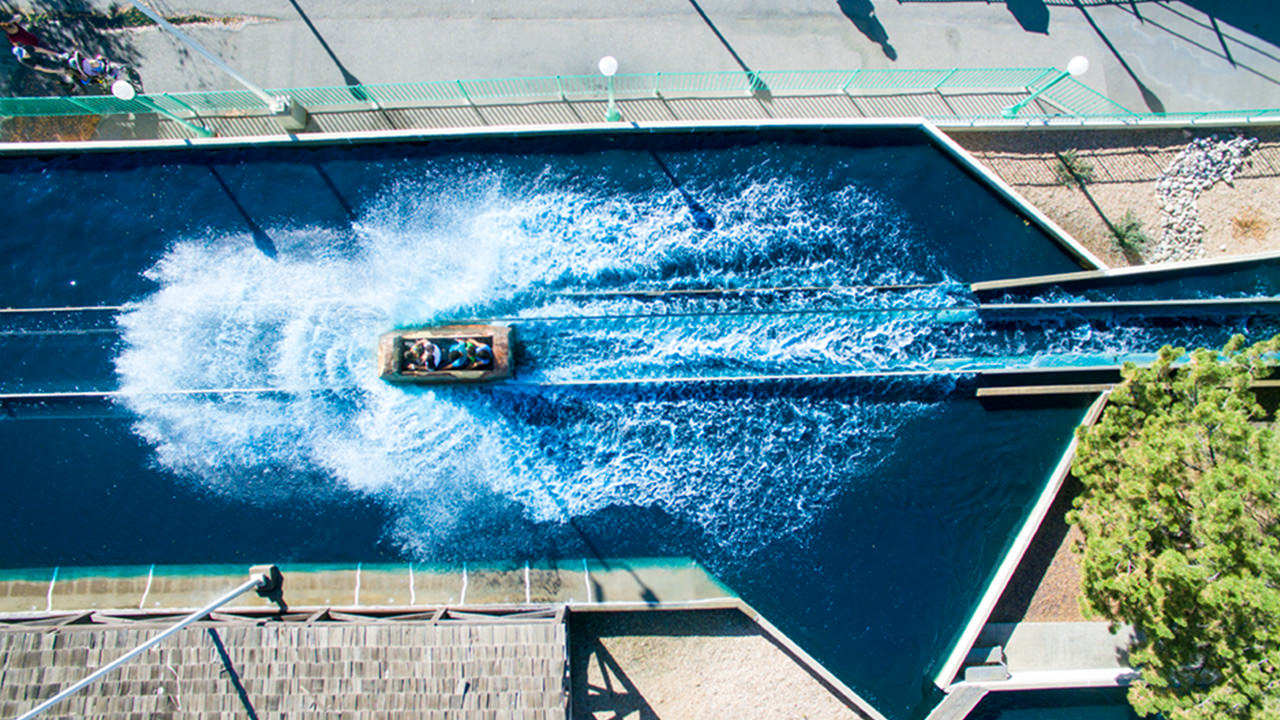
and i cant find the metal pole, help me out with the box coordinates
[1001,69,1070,118]
[126,0,283,112]
[605,75,620,121]
[136,96,215,137]
[16,570,271,720]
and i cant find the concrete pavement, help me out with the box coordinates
[3,1,1279,113]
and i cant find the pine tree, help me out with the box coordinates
[1069,335,1280,719]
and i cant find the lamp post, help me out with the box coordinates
[111,80,215,138]
[1002,56,1089,119]
[598,56,621,122]
[126,0,308,131]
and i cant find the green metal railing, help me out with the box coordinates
[0,67,1095,116]
[0,68,1276,139]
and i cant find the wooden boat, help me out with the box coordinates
[377,324,513,384]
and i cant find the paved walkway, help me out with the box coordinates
[571,609,872,719]
[2,1,1278,115]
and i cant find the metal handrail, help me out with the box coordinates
[0,67,1276,136]
[15,565,280,720]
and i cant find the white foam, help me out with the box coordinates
[114,165,943,558]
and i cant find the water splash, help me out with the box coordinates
[114,163,952,560]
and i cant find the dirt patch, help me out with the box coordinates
[571,609,863,719]
[949,127,1280,267]
[0,114,101,142]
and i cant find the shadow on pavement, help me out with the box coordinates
[686,0,772,98]
[1123,1,1280,88]
[570,610,758,719]
[2,1,141,97]
[1006,0,1050,34]
[836,0,897,60]
[1180,0,1280,50]
[1073,0,1166,113]
[285,0,402,128]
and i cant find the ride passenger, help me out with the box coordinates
[471,341,493,368]
[404,339,445,371]
[61,50,122,86]
[441,338,493,370]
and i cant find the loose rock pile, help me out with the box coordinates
[1149,133,1259,262]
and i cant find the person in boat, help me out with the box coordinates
[403,339,443,371]
[442,338,493,370]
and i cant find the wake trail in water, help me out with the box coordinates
[108,157,1267,564]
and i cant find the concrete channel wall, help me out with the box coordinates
[931,392,1111,692]
[0,559,732,615]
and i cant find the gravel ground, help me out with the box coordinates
[951,127,1280,268]
[570,609,863,719]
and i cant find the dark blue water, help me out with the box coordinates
[968,688,1141,719]
[0,129,1256,719]
[983,255,1280,303]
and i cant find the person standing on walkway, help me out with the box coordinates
[0,14,41,51]
[3,12,76,83]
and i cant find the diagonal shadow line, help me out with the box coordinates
[285,0,362,90]
[312,163,356,223]
[1117,3,1280,85]
[1150,1,1280,64]
[284,0,400,128]
[523,469,660,604]
[207,628,260,720]
[648,151,715,230]
[1207,14,1236,66]
[207,165,277,258]
[1073,0,1167,112]
[684,0,771,98]
[580,636,660,719]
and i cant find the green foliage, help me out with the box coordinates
[1055,149,1095,187]
[1112,209,1150,250]
[1069,335,1280,719]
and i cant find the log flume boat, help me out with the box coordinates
[377,324,513,384]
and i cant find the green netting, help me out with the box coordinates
[359,81,466,105]
[459,76,564,101]
[0,96,97,117]
[283,85,380,106]
[845,68,955,90]
[652,71,756,94]
[1042,77,1137,116]
[941,67,1055,89]
[753,70,858,92]
[0,68,1274,130]
[161,89,268,113]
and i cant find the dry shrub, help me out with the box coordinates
[0,115,102,143]
[1231,206,1269,242]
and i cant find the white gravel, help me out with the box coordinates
[1148,133,1260,262]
